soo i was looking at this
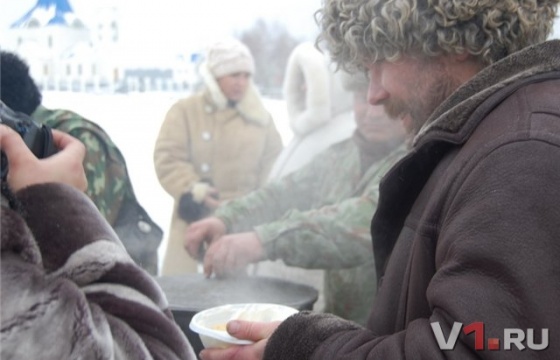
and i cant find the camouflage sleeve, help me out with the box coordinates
[37,108,127,225]
[214,152,324,233]
[254,184,378,269]
[254,147,407,269]
[69,128,127,225]
[31,105,128,225]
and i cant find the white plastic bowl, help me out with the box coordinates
[189,303,299,349]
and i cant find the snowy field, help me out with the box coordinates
[41,91,292,269]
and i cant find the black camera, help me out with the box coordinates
[0,101,58,180]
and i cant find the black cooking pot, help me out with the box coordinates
[155,274,318,357]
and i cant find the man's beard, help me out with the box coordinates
[384,68,460,135]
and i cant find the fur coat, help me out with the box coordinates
[154,62,282,275]
[0,183,195,359]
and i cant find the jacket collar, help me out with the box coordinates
[371,40,560,278]
[414,40,560,147]
[199,62,271,126]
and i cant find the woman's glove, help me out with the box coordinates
[178,181,219,222]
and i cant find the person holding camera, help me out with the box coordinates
[0,50,162,275]
[0,108,195,359]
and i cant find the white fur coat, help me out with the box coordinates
[268,42,355,180]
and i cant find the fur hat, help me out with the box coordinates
[206,38,255,78]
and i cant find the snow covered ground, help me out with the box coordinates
[41,90,292,268]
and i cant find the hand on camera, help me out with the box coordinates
[0,125,87,192]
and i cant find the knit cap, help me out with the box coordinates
[206,38,255,78]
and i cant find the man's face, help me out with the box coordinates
[216,72,251,102]
[365,55,461,134]
[353,89,405,143]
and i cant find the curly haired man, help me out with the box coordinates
[197,1,560,359]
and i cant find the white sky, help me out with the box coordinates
[0,0,323,53]
[1,0,559,52]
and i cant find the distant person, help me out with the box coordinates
[185,72,407,325]
[257,45,357,312]
[154,38,283,275]
[0,106,195,359]
[268,41,354,180]
[0,50,162,275]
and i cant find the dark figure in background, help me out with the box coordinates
[196,0,560,359]
[0,50,162,275]
[0,115,195,359]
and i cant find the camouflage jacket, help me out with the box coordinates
[32,105,128,224]
[215,137,408,324]
[31,105,162,274]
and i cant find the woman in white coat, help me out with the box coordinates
[267,41,354,180]
[257,42,355,312]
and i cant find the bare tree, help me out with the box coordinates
[237,19,301,98]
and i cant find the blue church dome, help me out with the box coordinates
[11,0,83,29]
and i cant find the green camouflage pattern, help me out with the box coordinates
[31,105,129,225]
[215,138,408,324]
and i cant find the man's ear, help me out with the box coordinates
[443,52,485,83]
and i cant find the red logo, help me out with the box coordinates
[431,322,549,351]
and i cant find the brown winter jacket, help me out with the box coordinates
[263,40,560,360]
[0,183,195,359]
[154,63,283,275]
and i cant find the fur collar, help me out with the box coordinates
[199,62,271,126]
[415,40,560,146]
